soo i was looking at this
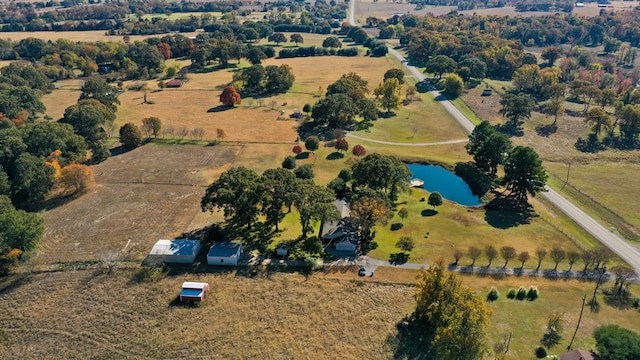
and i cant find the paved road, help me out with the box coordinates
[350,0,640,275]
[387,49,640,275]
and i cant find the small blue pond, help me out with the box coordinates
[407,164,481,207]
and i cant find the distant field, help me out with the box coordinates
[0,30,202,43]
[461,85,640,238]
[354,0,635,23]
[0,267,638,359]
[42,52,394,144]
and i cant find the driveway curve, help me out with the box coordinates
[345,132,468,146]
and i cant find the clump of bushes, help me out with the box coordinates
[507,288,516,299]
[527,286,540,301]
[516,286,528,300]
[487,287,499,302]
[535,346,547,358]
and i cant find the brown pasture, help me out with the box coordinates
[34,144,241,265]
[0,267,638,359]
[42,54,394,144]
[0,30,202,43]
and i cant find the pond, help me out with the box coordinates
[407,164,482,207]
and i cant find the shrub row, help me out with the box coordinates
[278,46,358,58]
[487,286,539,302]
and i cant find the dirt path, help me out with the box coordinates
[345,132,468,146]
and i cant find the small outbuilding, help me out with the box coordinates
[149,239,202,264]
[276,243,288,257]
[559,349,597,360]
[166,79,185,88]
[481,88,492,96]
[207,242,242,266]
[180,282,209,302]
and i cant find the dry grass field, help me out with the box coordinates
[0,267,638,359]
[461,85,640,238]
[0,30,202,43]
[34,144,241,265]
[42,53,395,144]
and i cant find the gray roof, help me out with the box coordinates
[321,199,350,238]
[150,239,200,256]
[559,350,597,360]
[207,242,242,258]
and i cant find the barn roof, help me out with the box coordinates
[207,242,242,258]
[150,239,200,257]
[559,350,597,360]
[166,79,184,87]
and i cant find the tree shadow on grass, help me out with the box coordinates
[535,123,557,137]
[385,319,435,360]
[390,223,403,231]
[326,151,344,160]
[295,152,310,159]
[484,194,534,229]
[221,221,275,255]
[421,209,438,217]
[207,105,233,113]
[390,252,410,265]
[495,123,524,137]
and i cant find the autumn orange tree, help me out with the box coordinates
[350,194,389,250]
[219,85,242,107]
[59,164,96,195]
[413,258,491,360]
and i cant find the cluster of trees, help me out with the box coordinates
[594,325,640,360]
[453,245,613,273]
[310,73,380,130]
[0,36,168,80]
[60,79,120,162]
[0,67,106,265]
[279,45,358,59]
[465,121,547,205]
[230,64,295,96]
[202,152,408,252]
[342,25,388,57]
[411,259,491,360]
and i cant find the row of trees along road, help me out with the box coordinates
[201,153,410,252]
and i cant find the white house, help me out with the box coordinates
[149,239,201,264]
[207,242,242,266]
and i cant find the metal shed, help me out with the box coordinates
[207,242,242,266]
[149,239,202,264]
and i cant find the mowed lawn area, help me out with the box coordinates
[35,144,241,265]
[461,85,640,240]
[0,268,638,359]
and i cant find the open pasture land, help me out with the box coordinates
[0,268,638,359]
[461,85,640,238]
[353,0,456,24]
[42,54,395,143]
[458,2,637,18]
[34,144,241,265]
[0,30,202,43]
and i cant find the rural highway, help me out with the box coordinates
[348,1,640,275]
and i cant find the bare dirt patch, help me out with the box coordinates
[34,144,240,265]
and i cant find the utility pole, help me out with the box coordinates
[568,294,586,351]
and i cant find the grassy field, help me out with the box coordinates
[0,267,638,359]
[0,30,202,43]
[460,85,640,240]
[34,144,240,265]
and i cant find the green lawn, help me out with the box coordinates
[368,190,588,269]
